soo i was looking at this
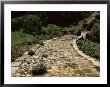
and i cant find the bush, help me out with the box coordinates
[11,17,23,31]
[32,64,47,75]
[41,24,62,35]
[77,39,100,59]
[41,24,64,39]
[62,27,70,35]
[74,29,81,36]
[22,15,42,34]
[95,12,100,20]
[11,15,42,34]
[62,22,82,36]
[11,32,37,48]
[86,22,100,43]
[68,21,83,36]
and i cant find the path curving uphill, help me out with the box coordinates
[73,31,100,67]
[11,35,100,77]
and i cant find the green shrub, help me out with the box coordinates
[11,32,38,62]
[77,39,100,59]
[41,26,49,35]
[22,15,42,34]
[32,64,47,75]
[11,17,23,31]
[41,24,62,35]
[62,27,70,35]
[95,12,100,20]
[74,29,81,36]
[11,32,37,48]
[11,15,42,34]
[62,23,81,36]
[64,21,83,36]
[86,21,100,43]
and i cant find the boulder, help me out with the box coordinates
[42,53,48,58]
[39,41,44,46]
[28,49,35,56]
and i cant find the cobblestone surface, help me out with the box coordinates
[11,35,100,77]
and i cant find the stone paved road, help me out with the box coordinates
[11,35,99,77]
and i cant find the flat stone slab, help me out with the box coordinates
[11,62,22,67]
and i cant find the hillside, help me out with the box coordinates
[11,11,100,77]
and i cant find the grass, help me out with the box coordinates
[11,32,38,48]
[77,39,100,59]
[11,29,65,48]
[11,32,38,62]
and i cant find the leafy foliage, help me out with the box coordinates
[11,32,37,48]
[77,39,100,59]
[22,15,42,34]
[11,15,42,34]
[61,21,83,36]
[95,12,100,20]
[11,17,23,31]
[41,24,62,36]
[86,22,100,43]
[11,32,38,62]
